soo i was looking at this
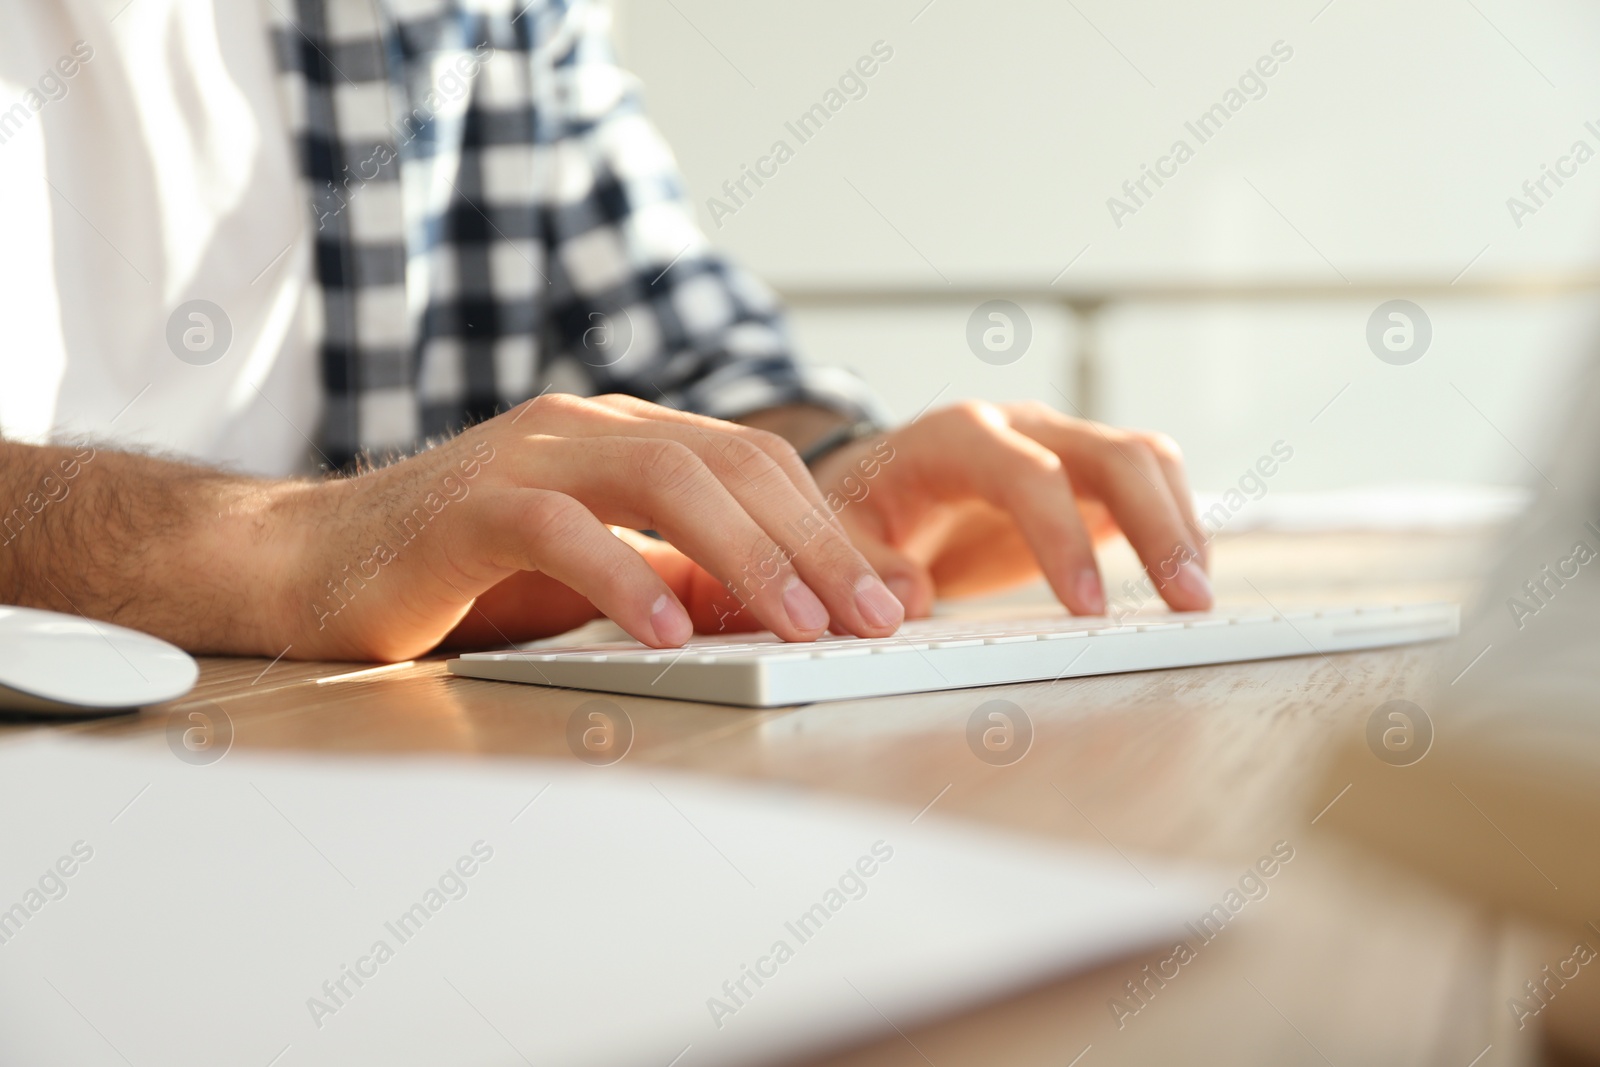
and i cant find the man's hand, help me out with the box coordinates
[1,395,1206,662]
[281,394,909,659]
[805,400,1212,620]
[296,395,928,659]
[1,394,907,660]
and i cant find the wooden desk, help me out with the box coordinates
[8,529,1554,1067]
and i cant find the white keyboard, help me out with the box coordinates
[447,602,1460,707]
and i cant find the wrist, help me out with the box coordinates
[214,476,330,656]
[148,469,319,656]
[798,418,879,469]
[809,430,896,507]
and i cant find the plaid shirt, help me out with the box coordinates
[266,0,884,469]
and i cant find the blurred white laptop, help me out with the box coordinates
[1448,348,1600,723]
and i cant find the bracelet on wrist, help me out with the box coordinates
[798,419,880,468]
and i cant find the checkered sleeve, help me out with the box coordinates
[534,3,890,428]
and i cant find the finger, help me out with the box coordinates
[614,529,761,633]
[848,529,935,619]
[677,432,904,638]
[1091,443,1210,610]
[511,397,903,638]
[611,527,700,597]
[505,435,855,641]
[515,395,864,579]
[1143,431,1209,570]
[468,487,694,647]
[1013,413,1211,612]
[921,406,1106,615]
[526,392,850,538]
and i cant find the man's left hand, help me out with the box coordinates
[806,400,1212,620]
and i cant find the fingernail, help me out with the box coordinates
[782,576,831,632]
[1173,560,1213,607]
[886,576,918,613]
[1075,569,1105,615]
[855,574,905,629]
[649,593,693,646]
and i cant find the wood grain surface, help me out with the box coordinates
[8,529,1556,1066]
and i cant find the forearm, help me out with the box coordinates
[0,441,309,655]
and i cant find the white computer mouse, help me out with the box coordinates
[0,605,198,714]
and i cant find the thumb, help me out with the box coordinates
[852,534,936,620]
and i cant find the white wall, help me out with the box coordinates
[614,0,1600,491]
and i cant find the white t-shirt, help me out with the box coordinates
[0,0,317,477]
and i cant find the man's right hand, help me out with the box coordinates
[265,393,905,660]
